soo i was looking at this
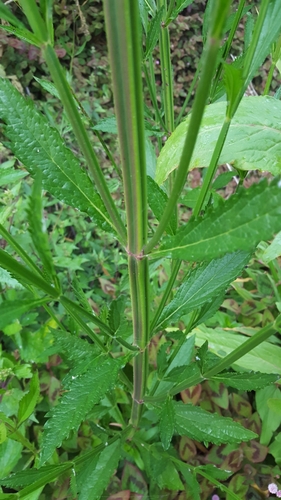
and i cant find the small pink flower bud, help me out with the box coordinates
[277,491,281,498]
[212,495,220,500]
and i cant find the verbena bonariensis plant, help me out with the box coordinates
[0,0,281,498]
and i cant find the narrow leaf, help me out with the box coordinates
[39,356,121,465]
[0,463,71,488]
[157,252,250,329]
[144,6,164,60]
[0,298,49,330]
[0,248,59,297]
[212,372,279,391]
[27,173,56,283]
[261,230,281,263]
[17,372,40,426]
[77,440,121,500]
[156,97,281,185]
[174,401,257,444]
[0,1,26,30]
[0,78,112,232]
[155,179,281,262]
[0,24,41,47]
[159,397,175,450]
[0,168,27,187]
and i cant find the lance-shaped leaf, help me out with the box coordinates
[156,251,250,329]
[39,356,121,465]
[27,173,56,284]
[0,78,112,232]
[17,372,40,426]
[76,440,121,500]
[0,463,71,489]
[154,179,281,262]
[147,176,176,235]
[174,401,257,445]
[211,372,279,391]
[159,397,175,450]
[155,97,281,185]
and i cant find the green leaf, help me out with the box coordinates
[0,298,49,330]
[0,167,27,187]
[267,398,281,415]
[194,324,281,374]
[76,440,121,500]
[93,116,117,134]
[223,64,244,117]
[0,249,59,297]
[144,6,164,60]
[147,176,176,235]
[166,334,195,375]
[0,24,41,47]
[156,252,250,329]
[155,179,281,262]
[212,171,236,190]
[167,0,193,25]
[159,397,175,450]
[0,463,71,488]
[0,1,26,30]
[211,372,279,391]
[27,173,56,284]
[261,230,281,263]
[256,385,281,445]
[0,78,112,233]
[174,401,257,444]
[17,372,40,426]
[39,356,121,465]
[247,0,281,83]
[0,267,22,289]
[33,76,59,98]
[0,437,22,479]
[174,463,200,500]
[155,96,281,185]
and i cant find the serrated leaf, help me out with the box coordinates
[192,291,225,329]
[33,76,59,98]
[39,356,120,465]
[0,298,49,330]
[212,372,279,391]
[144,6,164,60]
[174,401,257,444]
[155,179,281,262]
[157,252,250,329]
[0,267,22,289]
[156,97,281,184]
[147,176,176,235]
[17,372,40,426]
[194,324,281,374]
[168,0,193,24]
[0,78,112,233]
[93,116,117,134]
[109,296,125,332]
[0,24,41,47]
[159,397,175,450]
[0,463,71,488]
[76,440,121,500]
[27,173,56,283]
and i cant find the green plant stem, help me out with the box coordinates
[104,0,150,431]
[263,35,281,95]
[144,0,232,254]
[193,118,231,216]
[143,62,168,133]
[243,0,271,82]
[42,44,127,244]
[158,0,174,135]
[210,0,246,101]
[150,259,181,334]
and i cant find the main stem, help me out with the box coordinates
[104,0,149,430]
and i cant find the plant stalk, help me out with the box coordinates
[104,0,150,430]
